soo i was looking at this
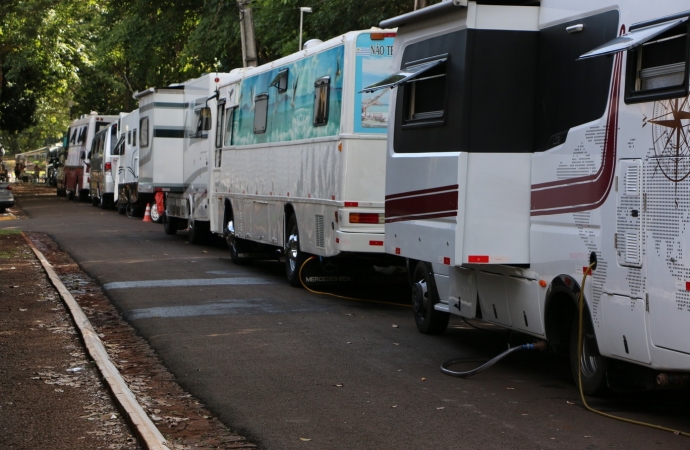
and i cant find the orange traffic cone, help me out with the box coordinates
[143,203,152,222]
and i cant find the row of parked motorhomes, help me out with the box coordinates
[54,0,690,395]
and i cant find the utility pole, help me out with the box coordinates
[414,0,427,10]
[238,1,258,68]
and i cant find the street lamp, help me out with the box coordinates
[299,7,312,51]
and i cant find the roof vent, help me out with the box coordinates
[303,39,323,50]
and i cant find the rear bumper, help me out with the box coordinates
[0,200,15,208]
[335,231,385,253]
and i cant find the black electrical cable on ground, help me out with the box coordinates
[440,341,546,378]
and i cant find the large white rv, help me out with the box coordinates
[64,112,118,201]
[210,29,396,285]
[121,86,185,215]
[371,0,690,393]
[164,73,234,241]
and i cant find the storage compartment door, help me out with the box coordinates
[602,293,650,364]
[476,271,512,326]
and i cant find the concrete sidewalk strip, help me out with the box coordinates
[103,277,276,290]
[22,233,171,450]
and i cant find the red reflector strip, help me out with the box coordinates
[443,257,450,265]
[384,33,396,38]
[369,240,384,246]
[344,201,358,207]
[395,247,401,255]
[336,238,340,243]
[104,162,111,172]
[468,255,489,263]
[583,266,593,276]
[350,213,381,224]
[686,281,690,291]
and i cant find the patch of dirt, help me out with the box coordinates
[0,230,139,449]
[28,231,257,450]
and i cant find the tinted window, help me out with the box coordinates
[313,76,330,127]
[254,93,269,134]
[215,103,225,148]
[140,117,149,147]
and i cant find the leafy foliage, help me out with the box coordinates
[0,0,434,154]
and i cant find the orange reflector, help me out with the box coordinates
[468,255,489,263]
[370,240,384,246]
[370,33,385,40]
[344,201,358,207]
[338,142,342,152]
[539,280,547,288]
[350,213,383,224]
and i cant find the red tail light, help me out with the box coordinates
[5,185,11,190]
[349,213,384,224]
[105,162,112,172]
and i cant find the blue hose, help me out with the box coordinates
[441,341,546,378]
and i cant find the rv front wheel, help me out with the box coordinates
[412,261,449,335]
[570,315,608,396]
[164,215,178,235]
[285,215,307,288]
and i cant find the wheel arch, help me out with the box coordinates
[544,275,584,355]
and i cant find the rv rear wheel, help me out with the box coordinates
[412,261,449,335]
[117,203,126,215]
[285,215,307,288]
[164,215,178,235]
[570,315,608,396]
[77,190,88,203]
[91,193,100,206]
[188,219,208,245]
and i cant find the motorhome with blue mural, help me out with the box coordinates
[209,30,396,286]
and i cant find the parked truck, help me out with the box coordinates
[369,0,690,393]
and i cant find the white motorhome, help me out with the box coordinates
[210,29,396,286]
[122,86,185,215]
[370,0,690,393]
[64,112,118,201]
[88,121,121,208]
[164,73,234,241]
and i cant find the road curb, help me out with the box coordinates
[22,232,171,450]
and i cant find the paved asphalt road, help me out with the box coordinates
[4,193,690,450]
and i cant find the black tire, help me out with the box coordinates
[77,189,88,203]
[188,219,207,245]
[570,313,608,396]
[150,203,162,223]
[91,191,99,206]
[411,261,449,335]
[99,194,109,209]
[117,203,126,215]
[0,207,6,214]
[163,215,178,235]
[67,189,74,201]
[285,214,307,287]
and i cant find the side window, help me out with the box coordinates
[253,93,269,134]
[133,128,137,147]
[215,102,226,148]
[224,107,235,147]
[111,136,123,156]
[127,130,131,145]
[313,76,330,127]
[625,20,689,103]
[270,68,289,93]
[140,117,149,147]
[403,58,447,125]
[195,107,212,138]
[78,126,87,144]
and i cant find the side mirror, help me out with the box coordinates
[200,107,212,131]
